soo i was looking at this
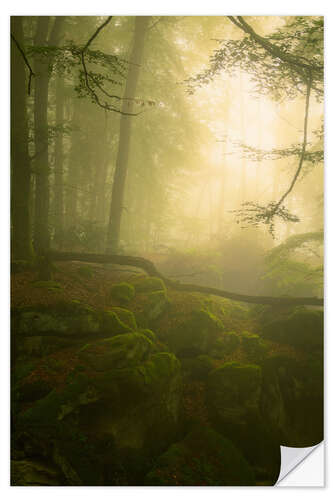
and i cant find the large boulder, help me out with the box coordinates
[14,332,183,485]
[261,308,323,351]
[261,353,323,447]
[207,361,280,484]
[162,309,224,357]
[145,425,255,486]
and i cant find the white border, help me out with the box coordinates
[1,0,332,497]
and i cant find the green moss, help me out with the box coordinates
[100,310,133,335]
[165,308,224,356]
[138,329,156,342]
[110,282,135,304]
[77,266,95,279]
[79,332,154,371]
[212,331,240,356]
[111,307,137,330]
[145,290,169,321]
[241,332,268,360]
[182,354,215,380]
[209,361,262,397]
[133,276,166,293]
[32,280,63,290]
[145,425,255,486]
[262,307,323,350]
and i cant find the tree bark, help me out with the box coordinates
[106,16,149,254]
[10,16,34,261]
[53,73,65,249]
[33,16,64,255]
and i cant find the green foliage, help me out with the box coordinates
[145,425,255,486]
[262,232,323,296]
[186,16,323,101]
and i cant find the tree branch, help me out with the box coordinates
[47,251,323,306]
[269,69,313,218]
[228,16,323,75]
[80,16,143,116]
[10,33,35,95]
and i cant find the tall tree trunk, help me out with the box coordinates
[10,16,33,261]
[65,100,81,232]
[239,72,247,204]
[106,16,149,254]
[53,73,65,249]
[33,16,63,255]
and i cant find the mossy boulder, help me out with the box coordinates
[262,308,323,350]
[138,329,156,342]
[181,354,216,380]
[32,280,63,292]
[145,289,170,321]
[241,332,268,361]
[100,308,136,335]
[145,425,255,486]
[261,353,323,447]
[207,361,280,483]
[208,361,262,415]
[163,308,224,356]
[78,332,153,371]
[13,303,100,338]
[211,331,240,357]
[11,459,63,486]
[133,276,166,293]
[110,282,135,304]
[77,265,95,279]
[15,332,183,485]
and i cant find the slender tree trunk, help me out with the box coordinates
[65,101,81,231]
[53,73,65,249]
[33,16,63,255]
[106,16,149,253]
[10,16,33,261]
[239,72,247,203]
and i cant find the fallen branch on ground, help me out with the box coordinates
[48,251,323,307]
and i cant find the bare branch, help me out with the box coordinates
[269,70,313,217]
[10,33,35,95]
[80,16,143,116]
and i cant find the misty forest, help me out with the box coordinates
[11,15,324,486]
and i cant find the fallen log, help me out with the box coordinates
[48,251,324,307]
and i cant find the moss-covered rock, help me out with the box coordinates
[77,265,95,279]
[261,353,323,447]
[162,308,224,357]
[15,326,183,485]
[207,361,280,484]
[145,289,169,321]
[145,425,255,486]
[241,332,268,360]
[78,332,153,371]
[14,303,100,337]
[133,276,166,293]
[181,354,216,380]
[110,282,135,304]
[32,280,63,291]
[138,329,156,342]
[11,459,63,486]
[100,309,135,336]
[211,331,240,357]
[262,307,323,350]
[110,307,137,330]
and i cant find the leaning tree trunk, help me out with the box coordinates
[106,16,149,254]
[10,16,34,261]
[33,16,63,255]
